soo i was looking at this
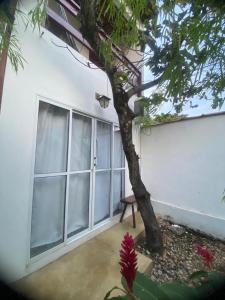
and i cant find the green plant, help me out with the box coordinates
[136,112,187,128]
[104,233,225,300]
[195,244,214,268]
[0,0,46,72]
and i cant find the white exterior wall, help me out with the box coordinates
[0,1,140,281]
[141,115,225,240]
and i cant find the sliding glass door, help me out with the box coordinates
[67,113,92,238]
[30,101,125,258]
[31,102,69,257]
[94,121,112,224]
[113,126,125,215]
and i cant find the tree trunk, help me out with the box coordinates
[79,0,163,253]
[111,87,163,253]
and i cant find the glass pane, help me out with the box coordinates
[35,101,69,174]
[30,176,66,257]
[113,170,125,216]
[114,128,125,168]
[64,9,81,30]
[47,0,62,16]
[70,113,92,171]
[96,121,111,169]
[94,171,111,224]
[67,173,90,237]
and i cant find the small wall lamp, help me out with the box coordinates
[95,93,111,108]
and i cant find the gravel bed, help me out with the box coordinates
[135,217,225,283]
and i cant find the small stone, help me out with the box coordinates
[135,217,225,284]
[170,224,186,236]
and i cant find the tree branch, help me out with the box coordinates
[79,0,115,76]
[127,76,162,99]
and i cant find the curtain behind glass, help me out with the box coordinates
[67,173,90,237]
[70,113,92,171]
[31,176,66,257]
[114,129,125,168]
[113,170,125,215]
[35,101,69,174]
[94,171,110,224]
[96,121,111,169]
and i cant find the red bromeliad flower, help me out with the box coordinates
[195,244,214,267]
[120,232,137,292]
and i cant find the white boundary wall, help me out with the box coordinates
[0,1,140,281]
[141,113,225,240]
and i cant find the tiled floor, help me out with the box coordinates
[15,213,151,300]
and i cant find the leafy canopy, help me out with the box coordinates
[0,0,224,113]
[0,0,45,72]
[96,0,225,114]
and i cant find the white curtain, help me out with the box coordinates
[31,102,69,256]
[67,173,90,237]
[70,113,92,171]
[114,129,125,168]
[31,176,66,254]
[113,170,125,215]
[94,121,111,224]
[94,171,111,224]
[35,101,69,174]
[96,121,111,169]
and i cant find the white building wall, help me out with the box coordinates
[141,114,225,240]
[0,1,139,282]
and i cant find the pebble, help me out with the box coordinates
[135,218,225,283]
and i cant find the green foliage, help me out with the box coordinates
[0,0,46,72]
[1,0,225,114]
[7,33,26,72]
[99,0,225,119]
[27,0,46,32]
[132,272,170,300]
[136,112,187,128]
[145,0,225,110]
[159,282,199,300]
[105,271,225,300]
[189,270,208,281]
[98,0,150,47]
[134,93,186,127]
[104,286,128,300]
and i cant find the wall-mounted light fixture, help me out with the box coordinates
[95,93,111,108]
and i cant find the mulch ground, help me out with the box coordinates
[135,217,225,283]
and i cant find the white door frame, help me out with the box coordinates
[29,97,125,265]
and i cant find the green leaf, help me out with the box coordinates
[104,286,127,300]
[107,297,130,300]
[159,282,199,300]
[195,271,225,298]
[133,271,170,300]
[189,270,208,281]
[121,276,128,292]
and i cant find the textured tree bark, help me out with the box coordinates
[110,87,163,252]
[80,0,163,252]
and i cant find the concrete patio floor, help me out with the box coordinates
[15,213,152,300]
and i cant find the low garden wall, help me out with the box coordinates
[140,112,225,240]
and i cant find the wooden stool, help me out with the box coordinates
[120,195,136,228]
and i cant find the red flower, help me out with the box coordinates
[195,244,214,267]
[120,232,137,292]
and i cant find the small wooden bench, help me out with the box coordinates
[120,195,136,228]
